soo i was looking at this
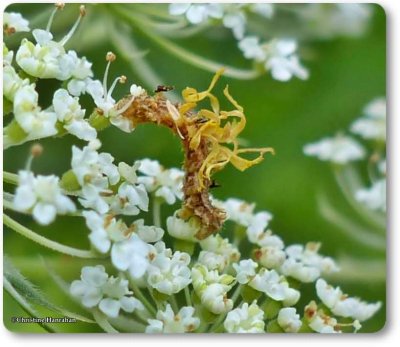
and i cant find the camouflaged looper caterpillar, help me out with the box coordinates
[116,69,274,240]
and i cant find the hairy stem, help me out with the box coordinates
[3,277,56,333]
[3,214,99,259]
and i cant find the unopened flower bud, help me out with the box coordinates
[30,143,43,157]
[106,51,116,62]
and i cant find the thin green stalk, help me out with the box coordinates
[152,197,162,228]
[109,5,262,80]
[3,214,99,259]
[184,286,192,307]
[4,277,56,333]
[3,171,19,185]
[129,281,157,316]
[92,310,119,333]
[168,295,179,313]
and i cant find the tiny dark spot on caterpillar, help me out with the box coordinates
[210,179,221,189]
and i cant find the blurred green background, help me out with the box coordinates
[3,3,385,333]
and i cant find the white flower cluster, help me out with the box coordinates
[239,38,308,82]
[3,6,146,149]
[303,98,386,213]
[169,3,307,82]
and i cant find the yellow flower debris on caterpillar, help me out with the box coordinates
[116,68,274,239]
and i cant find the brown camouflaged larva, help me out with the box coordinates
[115,70,273,240]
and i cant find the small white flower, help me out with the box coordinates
[254,230,285,249]
[146,305,200,333]
[191,264,235,314]
[167,210,200,242]
[83,211,141,254]
[238,37,266,61]
[351,97,386,141]
[198,251,227,272]
[70,265,108,308]
[79,184,110,214]
[233,259,258,285]
[355,179,386,212]
[110,182,149,215]
[111,233,154,280]
[99,277,144,318]
[199,234,240,270]
[137,159,184,204]
[147,248,192,295]
[249,268,300,306]
[224,301,265,333]
[13,170,76,225]
[304,134,365,164]
[71,145,120,188]
[277,307,302,333]
[86,54,144,132]
[16,35,67,80]
[118,161,140,184]
[201,283,234,315]
[67,77,91,97]
[133,219,164,243]
[265,39,309,81]
[166,211,200,242]
[254,245,286,269]
[52,88,96,141]
[87,79,115,115]
[281,243,339,283]
[70,265,144,318]
[223,11,246,40]
[3,65,29,102]
[280,257,320,283]
[316,279,381,322]
[223,198,272,242]
[13,84,58,141]
[4,12,30,32]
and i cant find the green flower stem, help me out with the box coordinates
[184,286,192,307]
[233,225,246,247]
[152,197,162,228]
[129,281,157,316]
[4,277,56,333]
[109,5,262,80]
[3,171,19,185]
[168,295,179,313]
[92,309,119,333]
[3,214,98,259]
